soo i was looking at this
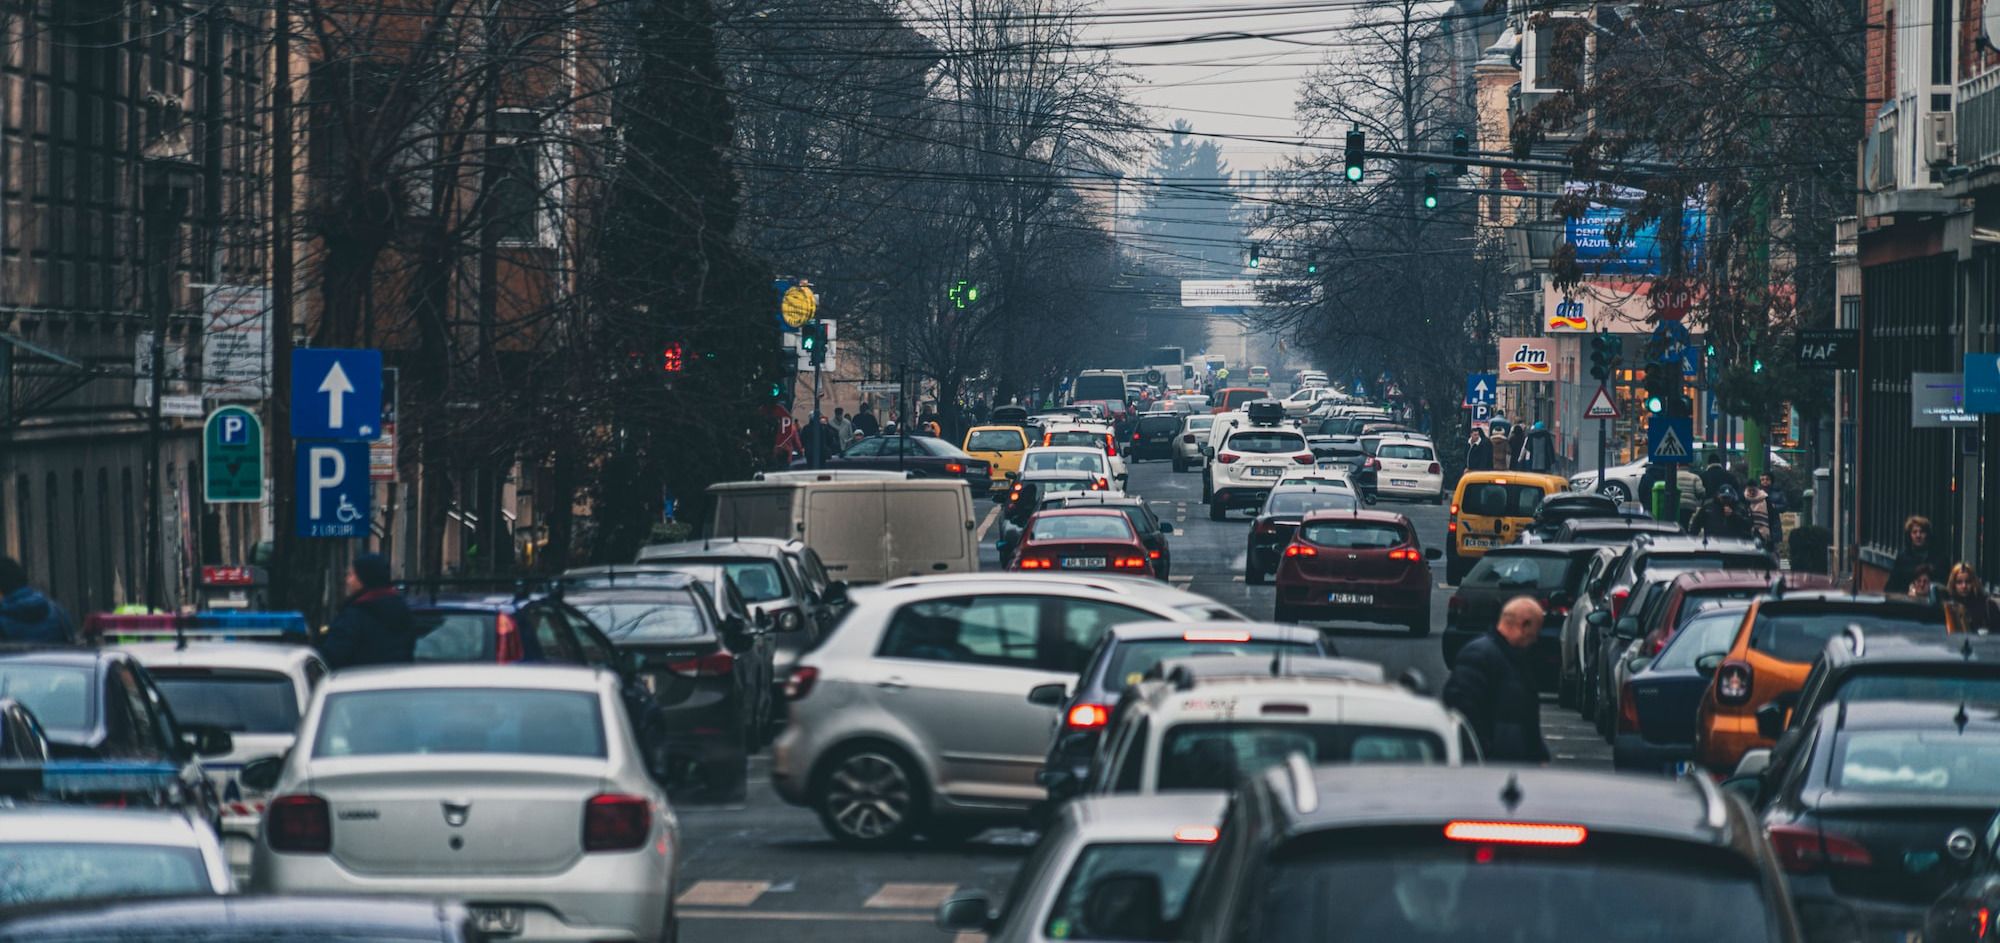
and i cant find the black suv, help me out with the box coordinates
[1755,632,2000,767]
[1173,765,1802,942]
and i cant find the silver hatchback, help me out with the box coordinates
[771,574,1233,846]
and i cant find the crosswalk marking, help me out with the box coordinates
[677,881,771,907]
[864,883,958,909]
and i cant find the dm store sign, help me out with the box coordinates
[1499,337,1558,382]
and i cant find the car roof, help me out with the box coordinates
[1049,495,1147,508]
[1539,492,1618,507]
[560,566,702,590]
[1828,631,2000,667]
[1106,620,1325,645]
[115,642,322,672]
[1027,446,1106,454]
[1753,591,1938,613]
[1059,792,1233,843]
[1021,469,1104,480]
[0,648,114,669]
[1564,518,1681,532]
[868,574,1237,611]
[966,424,1024,432]
[1149,654,1389,687]
[0,806,209,845]
[1031,508,1129,520]
[1481,543,1600,558]
[1297,508,1411,525]
[1456,471,1568,486]
[637,540,790,561]
[319,662,613,694]
[1828,698,2000,732]
[1631,534,1766,552]
[1669,569,1829,591]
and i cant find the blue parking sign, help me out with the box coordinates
[295,441,371,538]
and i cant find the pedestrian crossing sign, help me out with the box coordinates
[1647,416,1693,463]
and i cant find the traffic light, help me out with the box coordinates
[661,342,685,374]
[1345,130,1365,182]
[1642,361,1670,414]
[1248,243,1261,269]
[1589,331,1614,382]
[1451,130,1470,158]
[1422,172,1438,210]
[800,321,827,365]
[1306,259,1318,274]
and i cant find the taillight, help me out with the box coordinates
[1182,434,1196,443]
[1284,545,1317,557]
[1448,596,1465,614]
[945,462,965,474]
[1066,703,1110,729]
[1715,660,1753,706]
[1428,462,1441,474]
[1363,457,1380,470]
[267,794,331,853]
[1017,557,1055,569]
[1113,556,1147,570]
[1173,825,1220,843]
[1217,453,1240,464]
[669,651,735,677]
[1617,682,1640,733]
[1148,550,1161,559]
[1132,432,1142,441]
[1388,548,1421,562]
[1103,435,1117,455]
[496,613,524,663]
[1444,821,1587,846]
[1608,587,1631,620]
[1767,824,1872,874]
[1292,453,1313,464]
[784,666,819,700]
[1449,503,1459,516]
[583,793,652,852]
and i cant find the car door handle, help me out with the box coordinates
[876,678,910,691]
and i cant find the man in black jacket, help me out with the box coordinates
[1443,596,1550,763]
[320,553,417,670]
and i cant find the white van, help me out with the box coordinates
[707,474,978,583]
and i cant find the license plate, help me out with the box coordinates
[1391,478,1417,486]
[469,907,524,936]
[1248,467,1281,477]
[1329,593,1374,605]
[1062,557,1107,569]
[1666,760,1696,777]
[1461,537,1495,549]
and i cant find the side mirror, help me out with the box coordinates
[180,724,234,759]
[1027,682,1067,707]
[1613,617,1641,640]
[238,754,287,792]
[753,609,774,630]
[1159,522,1175,535]
[822,581,850,608]
[1425,547,1443,561]
[1732,748,1774,779]
[935,894,995,934]
[1586,610,1611,628]
[1695,653,1725,679]
[1754,701,1789,740]
[721,618,754,654]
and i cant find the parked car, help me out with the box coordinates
[1273,509,1439,633]
[1443,471,1571,583]
[1610,603,1751,773]
[1367,435,1443,503]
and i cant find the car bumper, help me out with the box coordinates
[1610,734,1695,772]
[1787,875,1928,942]
[1376,477,1443,498]
[1212,486,1274,508]
[1695,712,1765,774]
[1278,580,1428,621]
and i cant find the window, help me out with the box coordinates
[1747,608,1945,662]
[578,601,708,643]
[1047,431,1108,449]
[1299,521,1406,549]
[1459,483,1548,517]
[1111,718,1150,793]
[0,843,212,905]
[966,429,1025,451]
[1463,553,1572,591]
[148,669,300,734]
[1156,723,1444,791]
[878,596,1042,668]
[0,664,93,736]
[313,688,605,758]
[1030,515,1135,542]
[303,659,328,690]
[490,110,544,245]
[1653,610,1748,671]
[1262,491,1358,517]
[722,560,789,602]
[531,609,583,663]
[841,437,884,457]
[561,609,617,665]
[1107,640,1315,690]
[1051,600,1154,673]
[1024,451,1105,474]
[1225,431,1306,454]
[1835,731,2000,794]
[1042,842,1212,941]
[1524,15,1589,93]
[1377,444,1433,461]
[412,612,499,662]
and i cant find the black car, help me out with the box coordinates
[1126,412,1183,462]
[1041,493,1177,580]
[1557,516,1684,545]
[632,539,827,675]
[1521,491,1623,542]
[0,896,483,942]
[566,574,774,801]
[1926,811,2000,942]
[826,434,992,488]
[1176,765,1804,942]
[1442,543,1600,684]
[1731,701,2000,942]
[1613,603,1752,772]
[1306,436,1377,498]
[1759,632,2000,766]
[1244,484,1361,584]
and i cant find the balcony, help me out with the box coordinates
[1950,69,2000,196]
[1862,94,1959,216]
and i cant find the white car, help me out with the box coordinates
[1207,425,1314,520]
[249,664,679,942]
[1173,414,1214,473]
[1021,445,1117,488]
[0,806,234,905]
[1041,424,1129,483]
[120,641,328,880]
[1368,435,1444,502]
[1280,386,1340,417]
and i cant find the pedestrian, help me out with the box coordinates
[1516,421,1557,474]
[1507,425,1528,473]
[1465,427,1494,472]
[1442,596,1551,763]
[831,407,853,444]
[1699,451,1738,502]
[852,403,880,438]
[1741,479,1774,547]
[319,553,416,670]
[1693,492,1756,541]
[1759,472,1788,550]
[1945,563,2000,633]
[801,413,842,465]
[0,556,75,644]
[1886,515,1951,595]
[1907,565,1936,599]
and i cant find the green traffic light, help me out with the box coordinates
[1645,395,1664,414]
[1307,262,1318,274]
[1752,359,1764,373]
[1345,165,1363,182]
[1423,194,1438,209]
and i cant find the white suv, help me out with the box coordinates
[1207,426,1313,520]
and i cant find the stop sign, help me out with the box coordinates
[1650,279,1692,323]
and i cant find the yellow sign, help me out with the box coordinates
[781,284,818,327]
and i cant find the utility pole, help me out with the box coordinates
[141,169,189,609]
[269,0,296,605]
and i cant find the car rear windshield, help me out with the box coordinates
[1186,417,1214,431]
[1043,842,1212,941]
[149,669,300,734]
[1139,416,1181,434]
[966,429,1025,451]
[1228,432,1306,454]
[1073,376,1127,402]
[1265,492,1358,516]
[1106,639,1317,689]
[1463,553,1575,591]
[1654,610,1749,671]
[0,843,211,905]
[723,561,790,602]
[1218,390,1261,410]
[577,601,709,643]
[1300,521,1406,549]
[1250,833,1777,943]
[1459,483,1548,518]
[1157,723,1442,791]
[412,611,498,662]
[1025,452,1105,473]
[1834,731,2000,795]
[0,664,93,736]
[1049,431,1108,449]
[1834,671,2000,708]
[314,688,604,759]
[1635,553,1772,578]
[1378,443,1433,461]
[1747,608,1947,662]
[1032,516,1135,542]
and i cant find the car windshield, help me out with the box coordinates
[1834,731,2000,795]
[1378,444,1432,461]
[577,601,709,643]
[412,611,498,662]
[1300,521,1406,549]
[1250,835,1777,943]
[923,439,974,458]
[1653,610,1749,671]
[1747,608,1947,662]
[1042,842,1213,942]
[0,842,211,906]
[1463,554,1572,591]
[1025,451,1106,473]
[723,561,789,602]
[1186,418,1214,432]
[1106,639,1318,688]
[149,669,300,734]
[1139,416,1180,434]
[0,664,93,736]
[1048,431,1108,449]
[313,688,605,758]
[1031,516,1135,542]
[1264,492,1359,516]
[1035,479,1097,494]
[1459,483,1547,517]
[967,429,1025,451]
[1228,432,1305,454]
[1157,723,1443,791]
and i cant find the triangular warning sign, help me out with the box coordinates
[1653,426,1690,460]
[1585,385,1621,419]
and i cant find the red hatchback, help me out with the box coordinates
[1008,508,1154,577]
[1273,509,1440,634]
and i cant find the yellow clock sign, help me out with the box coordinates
[781,282,818,328]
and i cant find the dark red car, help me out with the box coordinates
[1007,508,1154,577]
[1633,569,1837,656]
[1273,509,1440,634]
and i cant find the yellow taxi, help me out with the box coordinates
[962,425,1030,492]
[1692,591,1958,774]
[1444,471,1569,584]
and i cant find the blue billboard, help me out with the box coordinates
[1565,207,1706,276]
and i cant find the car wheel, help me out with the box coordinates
[657,904,679,943]
[1578,663,1598,719]
[1599,481,1632,504]
[1444,553,1466,585]
[1593,689,1614,740]
[1209,500,1227,521]
[814,744,925,847]
[1201,475,1213,502]
[1245,553,1265,585]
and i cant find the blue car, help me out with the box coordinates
[1611,603,1750,772]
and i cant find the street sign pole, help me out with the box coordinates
[810,366,823,469]
[1598,419,1608,496]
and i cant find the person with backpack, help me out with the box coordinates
[0,556,75,644]
[1699,451,1738,503]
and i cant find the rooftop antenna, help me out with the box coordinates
[1955,701,1971,734]
[1499,772,1524,812]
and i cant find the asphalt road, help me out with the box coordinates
[673,456,1611,943]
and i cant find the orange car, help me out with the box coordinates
[1692,591,1957,773]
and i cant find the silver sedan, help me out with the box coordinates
[248,664,679,943]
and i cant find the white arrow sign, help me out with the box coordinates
[1474,379,1491,397]
[318,361,354,431]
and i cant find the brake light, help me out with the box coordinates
[1184,630,1252,642]
[1174,825,1220,843]
[1092,477,1109,490]
[1293,453,1314,464]
[945,462,965,474]
[1363,457,1380,470]
[1618,682,1641,733]
[1284,545,1317,557]
[1148,550,1161,559]
[1428,462,1441,474]
[669,651,735,677]
[784,666,819,701]
[1066,703,1110,729]
[1608,587,1631,620]
[1182,434,1196,443]
[1217,453,1240,464]
[1767,824,1872,874]
[1133,432,1142,441]
[1450,503,1459,516]
[267,794,331,853]
[1715,660,1753,706]
[1388,548,1421,562]
[1448,521,1456,533]
[496,613,524,663]
[1112,556,1147,570]
[1018,557,1055,569]
[1103,435,1117,455]
[583,793,651,852]
[1444,821,1587,846]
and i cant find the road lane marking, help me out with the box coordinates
[677,881,771,906]
[974,505,1001,541]
[865,883,958,909]
[680,910,932,923]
